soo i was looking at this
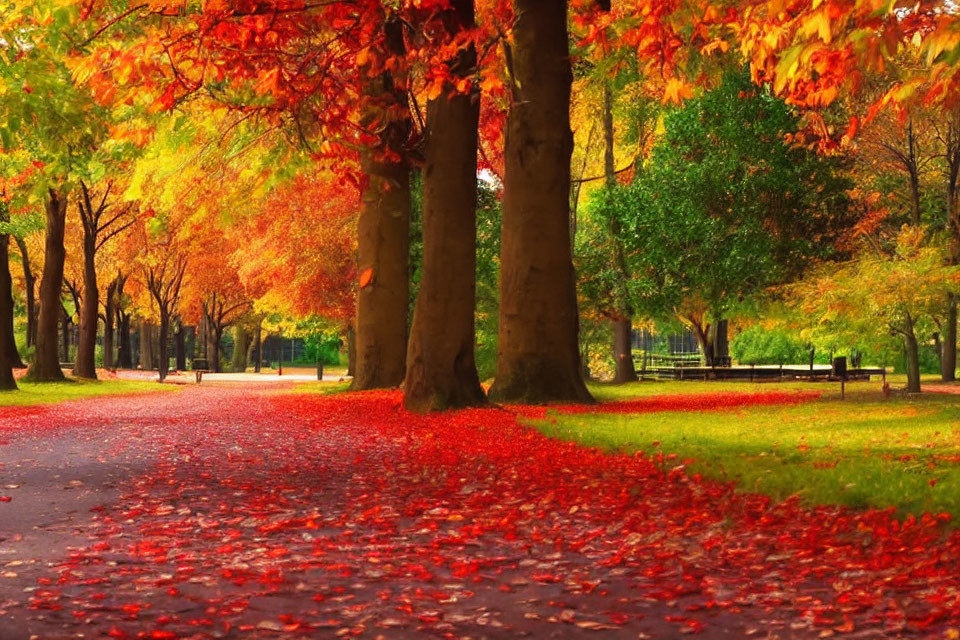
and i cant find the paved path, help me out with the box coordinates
[0,387,958,639]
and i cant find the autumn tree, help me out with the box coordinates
[404,0,487,411]
[2,1,119,382]
[73,180,135,379]
[793,226,959,393]
[488,0,592,404]
[144,253,187,382]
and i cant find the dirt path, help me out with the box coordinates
[0,387,957,639]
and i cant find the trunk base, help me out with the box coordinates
[489,360,593,406]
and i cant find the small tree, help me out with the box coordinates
[791,226,960,393]
[144,254,187,382]
[73,180,135,379]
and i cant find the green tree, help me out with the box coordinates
[588,70,852,364]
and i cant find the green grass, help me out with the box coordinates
[0,378,177,407]
[534,379,960,519]
[284,381,352,395]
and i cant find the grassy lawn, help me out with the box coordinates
[285,380,352,395]
[532,378,960,519]
[0,378,177,407]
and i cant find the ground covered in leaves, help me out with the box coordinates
[1,385,959,639]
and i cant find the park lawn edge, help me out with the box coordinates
[0,378,180,408]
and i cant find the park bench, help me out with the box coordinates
[193,358,210,384]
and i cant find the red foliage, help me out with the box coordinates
[1,388,959,637]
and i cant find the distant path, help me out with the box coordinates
[0,387,957,639]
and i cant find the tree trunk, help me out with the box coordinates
[60,307,71,364]
[103,278,117,371]
[139,320,155,371]
[352,16,411,391]
[489,0,592,404]
[117,311,132,369]
[689,317,713,365]
[612,316,637,383]
[602,82,637,384]
[174,322,187,372]
[353,156,411,389]
[904,320,921,393]
[73,238,99,379]
[27,190,68,382]
[346,324,356,377]
[0,234,24,370]
[157,316,170,381]
[231,326,251,372]
[942,295,957,382]
[13,237,36,349]
[211,326,222,373]
[404,0,486,412]
[254,322,263,373]
[710,319,729,363]
[0,231,19,390]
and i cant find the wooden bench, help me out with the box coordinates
[193,359,210,383]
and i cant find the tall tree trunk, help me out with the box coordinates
[352,16,411,391]
[0,234,24,369]
[904,315,921,393]
[602,82,637,384]
[117,311,132,369]
[103,278,117,371]
[231,326,251,372]
[73,237,99,379]
[157,316,170,381]
[346,324,356,377]
[27,190,68,382]
[13,237,36,349]
[0,229,19,389]
[944,116,960,383]
[490,0,592,404]
[174,322,187,372]
[139,320,155,371]
[211,326,222,373]
[254,322,263,373]
[688,316,713,365]
[353,148,411,390]
[404,0,485,411]
[710,318,729,363]
[60,307,71,364]
[612,316,636,382]
[942,296,957,382]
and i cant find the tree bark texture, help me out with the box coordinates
[603,82,637,384]
[942,296,957,382]
[27,190,67,382]
[489,0,592,404]
[117,311,132,369]
[231,326,251,372]
[0,231,19,390]
[404,0,486,412]
[904,316,921,393]
[13,237,36,349]
[352,16,411,391]
[174,322,187,372]
[0,234,24,370]
[103,277,119,371]
[73,235,99,379]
